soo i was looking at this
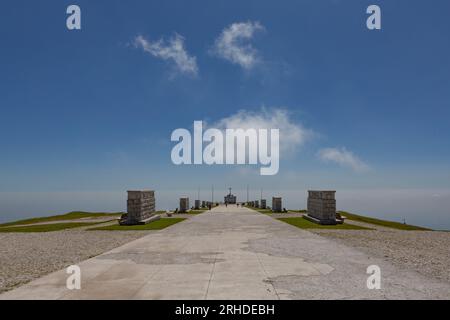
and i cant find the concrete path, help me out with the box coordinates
[1,205,449,299]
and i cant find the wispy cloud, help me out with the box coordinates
[214,107,312,154]
[318,147,370,172]
[212,21,265,70]
[134,34,198,77]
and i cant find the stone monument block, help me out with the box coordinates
[180,197,189,213]
[194,200,200,210]
[305,190,339,225]
[272,197,282,212]
[255,200,259,208]
[122,190,156,225]
[261,199,267,209]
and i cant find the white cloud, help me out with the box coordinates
[212,21,264,70]
[134,34,198,77]
[214,108,312,154]
[318,147,370,172]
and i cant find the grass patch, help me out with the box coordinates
[278,217,372,230]
[288,209,307,213]
[0,211,123,228]
[0,222,106,233]
[251,208,289,214]
[187,209,207,214]
[339,211,431,231]
[89,218,186,231]
[255,209,273,214]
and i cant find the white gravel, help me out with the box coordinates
[0,230,151,293]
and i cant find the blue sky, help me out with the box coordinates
[1,1,450,226]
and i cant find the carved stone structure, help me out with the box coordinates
[180,197,189,213]
[224,188,237,204]
[255,200,259,208]
[194,200,200,210]
[121,190,157,225]
[261,199,267,209]
[272,197,282,212]
[304,190,340,225]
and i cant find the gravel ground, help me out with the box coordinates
[1,216,120,228]
[0,230,151,293]
[311,229,450,283]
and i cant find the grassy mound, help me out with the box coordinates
[0,222,106,233]
[0,211,123,228]
[339,211,431,231]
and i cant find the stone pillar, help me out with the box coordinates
[194,200,200,210]
[261,199,267,209]
[180,197,189,213]
[272,197,282,212]
[305,191,337,225]
[201,201,206,208]
[125,190,156,225]
[255,200,259,208]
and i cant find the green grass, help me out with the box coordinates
[254,209,273,214]
[187,209,207,214]
[0,211,123,228]
[251,208,289,214]
[148,211,167,215]
[89,218,186,231]
[0,222,106,233]
[278,217,372,230]
[288,209,307,213]
[339,211,431,231]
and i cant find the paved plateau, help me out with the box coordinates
[1,205,449,299]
